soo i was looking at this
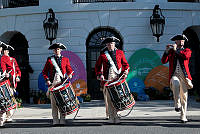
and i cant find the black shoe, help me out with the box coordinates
[105,122,120,125]
[104,122,114,125]
[52,124,60,127]
[59,124,65,127]
[181,120,188,123]
[5,119,13,123]
[175,108,181,112]
[105,117,109,120]
[5,120,13,123]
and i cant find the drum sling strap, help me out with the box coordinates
[51,57,64,79]
[10,58,16,92]
[47,57,63,97]
[12,58,17,89]
[104,51,121,75]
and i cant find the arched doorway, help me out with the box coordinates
[183,26,200,96]
[86,27,123,99]
[0,31,33,103]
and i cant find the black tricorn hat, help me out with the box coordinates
[0,41,8,48]
[101,36,120,45]
[2,45,14,51]
[171,34,188,41]
[48,43,66,50]
[0,41,14,51]
[0,41,4,47]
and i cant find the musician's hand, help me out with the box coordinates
[98,75,104,81]
[5,73,9,78]
[124,74,128,79]
[165,44,172,53]
[47,80,52,86]
[166,44,171,50]
[124,70,129,75]
[68,74,72,79]
[16,77,20,82]
[172,44,177,51]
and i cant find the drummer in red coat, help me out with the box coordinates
[0,44,21,127]
[161,34,193,123]
[95,36,129,124]
[42,43,73,126]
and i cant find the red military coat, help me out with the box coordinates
[161,48,192,82]
[1,55,21,87]
[42,55,73,83]
[1,55,21,77]
[95,49,129,80]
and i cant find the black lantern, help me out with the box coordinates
[43,8,58,45]
[150,5,165,42]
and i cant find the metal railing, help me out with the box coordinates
[0,0,39,9]
[73,0,134,3]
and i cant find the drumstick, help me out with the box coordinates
[101,69,128,83]
[0,70,12,81]
[50,71,74,91]
[118,73,125,81]
[118,69,129,81]
[7,70,12,74]
[108,72,125,85]
[62,71,74,84]
[50,71,73,90]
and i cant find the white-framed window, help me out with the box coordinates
[73,0,135,3]
[168,0,200,2]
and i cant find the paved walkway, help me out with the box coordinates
[13,98,200,120]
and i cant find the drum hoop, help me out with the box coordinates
[65,105,80,115]
[118,100,135,111]
[6,103,17,111]
[0,80,11,87]
[105,78,126,87]
[50,82,71,92]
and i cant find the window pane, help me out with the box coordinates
[168,0,197,2]
[91,61,96,68]
[91,51,97,60]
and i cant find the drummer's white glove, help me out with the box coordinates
[124,70,129,78]
[68,74,72,79]
[47,80,52,87]
[97,75,104,81]
[124,70,129,75]
[16,77,20,82]
[124,75,128,79]
[5,73,10,78]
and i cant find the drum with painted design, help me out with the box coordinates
[49,82,80,115]
[0,80,17,113]
[105,78,135,111]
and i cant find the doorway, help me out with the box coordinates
[0,31,33,103]
[183,26,200,96]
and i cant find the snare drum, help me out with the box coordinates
[0,80,17,114]
[49,81,80,115]
[105,78,135,111]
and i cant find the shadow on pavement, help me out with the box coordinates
[2,118,199,129]
[119,118,200,128]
